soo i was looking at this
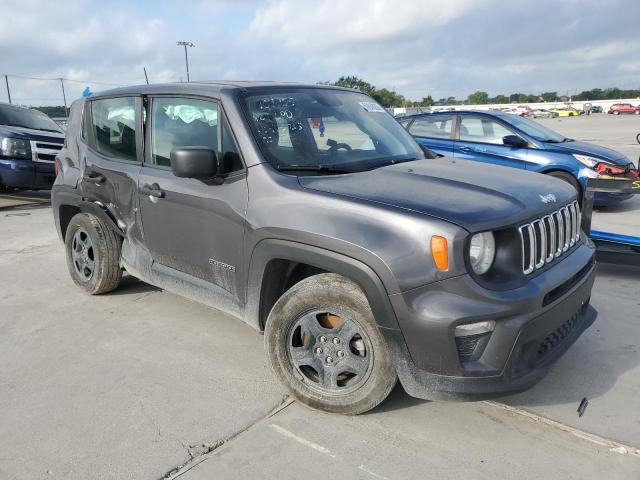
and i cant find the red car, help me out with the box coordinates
[607,103,640,115]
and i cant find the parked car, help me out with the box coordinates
[531,108,558,118]
[53,82,596,414]
[607,103,640,115]
[400,110,635,206]
[590,105,603,113]
[0,103,65,191]
[548,107,580,117]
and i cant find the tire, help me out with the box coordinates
[64,212,122,294]
[635,110,639,115]
[547,171,582,204]
[613,110,620,115]
[265,273,397,415]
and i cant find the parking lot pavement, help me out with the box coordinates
[178,398,639,480]
[0,207,286,480]
[1,116,638,479]
[2,207,639,479]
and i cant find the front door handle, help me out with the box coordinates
[141,183,165,198]
[82,172,106,184]
[458,146,473,153]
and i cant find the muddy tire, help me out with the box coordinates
[65,212,122,294]
[265,273,397,415]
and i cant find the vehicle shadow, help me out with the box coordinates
[107,273,161,296]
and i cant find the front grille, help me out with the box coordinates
[536,302,588,363]
[30,140,63,163]
[518,201,581,274]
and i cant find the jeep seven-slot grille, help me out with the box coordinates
[518,201,581,275]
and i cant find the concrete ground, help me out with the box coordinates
[0,115,638,479]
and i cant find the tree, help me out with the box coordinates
[540,91,557,102]
[467,91,489,104]
[414,95,434,107]
[331,76,376,97]
[494,94,509,104]
[372,88,405,108]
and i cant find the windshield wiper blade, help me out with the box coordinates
[276,164,357,173]
[561,137,574,142]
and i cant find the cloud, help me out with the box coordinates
[249,0,483,48]
[1,0,639,106]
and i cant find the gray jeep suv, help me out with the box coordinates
[52,82,596,414]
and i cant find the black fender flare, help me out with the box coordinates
[53,190,124,239]
[244,238,402,332]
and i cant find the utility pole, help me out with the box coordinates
[176,41,195,82]
[59,78,68,116]
[4,75,11,104]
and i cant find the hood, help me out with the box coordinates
[298,157,577,232]
[0,124,65,144]
[546,140,630,166]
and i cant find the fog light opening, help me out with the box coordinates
[455,320,495,337]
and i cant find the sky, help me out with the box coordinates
[1,0,639,106]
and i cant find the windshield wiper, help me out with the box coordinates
[561,137,574,142]
[276,164,358,174]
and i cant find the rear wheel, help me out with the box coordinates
[547,171,582,204]
[265,273,397,414]
[65,213,122,294]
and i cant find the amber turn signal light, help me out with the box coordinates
[431,236,449,271]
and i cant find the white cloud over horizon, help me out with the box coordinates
[1,0,639,106]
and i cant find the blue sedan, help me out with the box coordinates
[399,110,636,206]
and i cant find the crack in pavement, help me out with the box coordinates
[159,395,294,480]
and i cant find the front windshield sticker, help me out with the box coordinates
[359,101,386,113]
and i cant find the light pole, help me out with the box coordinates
[177,41,195,82]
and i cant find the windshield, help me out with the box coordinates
[242,88,423,172]
[505,114,567,143]
[0,105,63,133]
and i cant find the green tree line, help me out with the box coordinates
[323,76,640,107]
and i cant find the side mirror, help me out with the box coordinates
[170,147,218,179]
[502,135,528,148]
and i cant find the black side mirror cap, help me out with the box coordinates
[170,147,218,179]
[502,135,528,148]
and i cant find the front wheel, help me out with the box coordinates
[65,212,123,294]
[265,273,397,415]
[613,110,620,115]
[547,171,583,204]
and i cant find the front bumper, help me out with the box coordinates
[0,159,55,190]
[384,242,597,400]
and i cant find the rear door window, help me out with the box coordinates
[90,97,137,161]
[408,115,454,139]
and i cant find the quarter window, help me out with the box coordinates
[459,116,514,144]
[151,97,218,167]
[91,97,137,161]
[409,115,454,139]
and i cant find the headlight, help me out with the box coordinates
[468,232,496,275]
[572,154,600,168]
[0,136,32,159]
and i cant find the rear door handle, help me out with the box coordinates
[141,183,165,198]
[82,172,106,184]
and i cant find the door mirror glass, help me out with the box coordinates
[170,147,218,178]
[502,135,528,148]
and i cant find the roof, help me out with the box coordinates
[398,109,518,120]
[90,81,355,99]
